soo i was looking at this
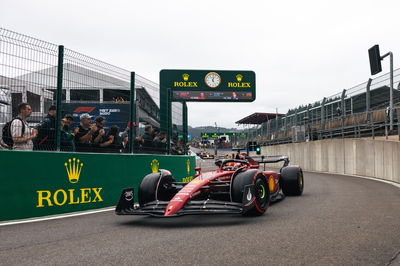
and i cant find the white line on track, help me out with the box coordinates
[0,207,115,227]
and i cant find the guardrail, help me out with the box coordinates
[235,107,399,147]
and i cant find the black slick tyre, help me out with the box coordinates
[231,169,270,216]
[280,166,304,196]
[138,171,176,207]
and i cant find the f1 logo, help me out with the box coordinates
[73,107,96,113]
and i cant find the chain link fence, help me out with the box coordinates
[0,28,184,154]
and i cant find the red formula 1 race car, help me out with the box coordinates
[115,156,304,217]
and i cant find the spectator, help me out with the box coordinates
[132,136,143,152]
[60,115,75,152]
[34,105,57,151]
[153,131,167,152]
[99,125,122,153]
[171,137,184,155]
[11,103,37,151]
[153,128,160,138]
[91,116,106,151]
[74,113,96,152]
[142,125,154,149]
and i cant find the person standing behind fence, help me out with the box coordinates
[74,113,96,152]
[11,103,37,151]
[91,116,106,152]
[99,125,122,153]
[60,115,75,152]
[142,125,154,149]
[34,105,56,151]
[153,131,167,152]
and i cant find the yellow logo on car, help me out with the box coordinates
[268,175,275,192]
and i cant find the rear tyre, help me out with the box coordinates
[280,166,304,196]
[138,171,176,207]
[231,169,270,216]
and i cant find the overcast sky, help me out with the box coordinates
[2,0,400,128]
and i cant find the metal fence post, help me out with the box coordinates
[284,115,287,138]
[366,78,372,139]
[381,52,394,130]
[129,72,136,154]
[166,88,172,154]
[341,89,346,138]
[55,45,64,152]
[389,53,394,131]
[396,107,400,141]
[320,98,326,139]
[183,101,188,154]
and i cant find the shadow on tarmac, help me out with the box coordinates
[116,213,267,228]
[114,193,303,229]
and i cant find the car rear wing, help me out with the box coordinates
[253,155,290,170]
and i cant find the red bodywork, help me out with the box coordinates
[164,160,280,216]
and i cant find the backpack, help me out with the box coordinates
[2,118,25,148]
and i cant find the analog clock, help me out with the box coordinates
[204,72,221,88]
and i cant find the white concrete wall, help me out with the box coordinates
[260,138,400,184]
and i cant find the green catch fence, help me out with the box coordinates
[0,28,184,154]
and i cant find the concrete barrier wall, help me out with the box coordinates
[259,138,400,184]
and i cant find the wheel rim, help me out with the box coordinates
[258,184,266,199]
[254,177,269,209]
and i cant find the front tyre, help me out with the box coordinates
[138,171,176,207]
[231,170,270,216]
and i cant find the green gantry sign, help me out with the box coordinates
[160,69,256,154]
[160,69,256,102]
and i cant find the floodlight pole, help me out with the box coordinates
[381,52,394,130]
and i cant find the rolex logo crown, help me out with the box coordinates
[151,159,160,173]
[236,74,243,82]
[186,159,190,174]
[182,73,190,81]
[64,158,84,184]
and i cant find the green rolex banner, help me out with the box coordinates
[0,150,195,221]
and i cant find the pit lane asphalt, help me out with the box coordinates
[1,160,400,266]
